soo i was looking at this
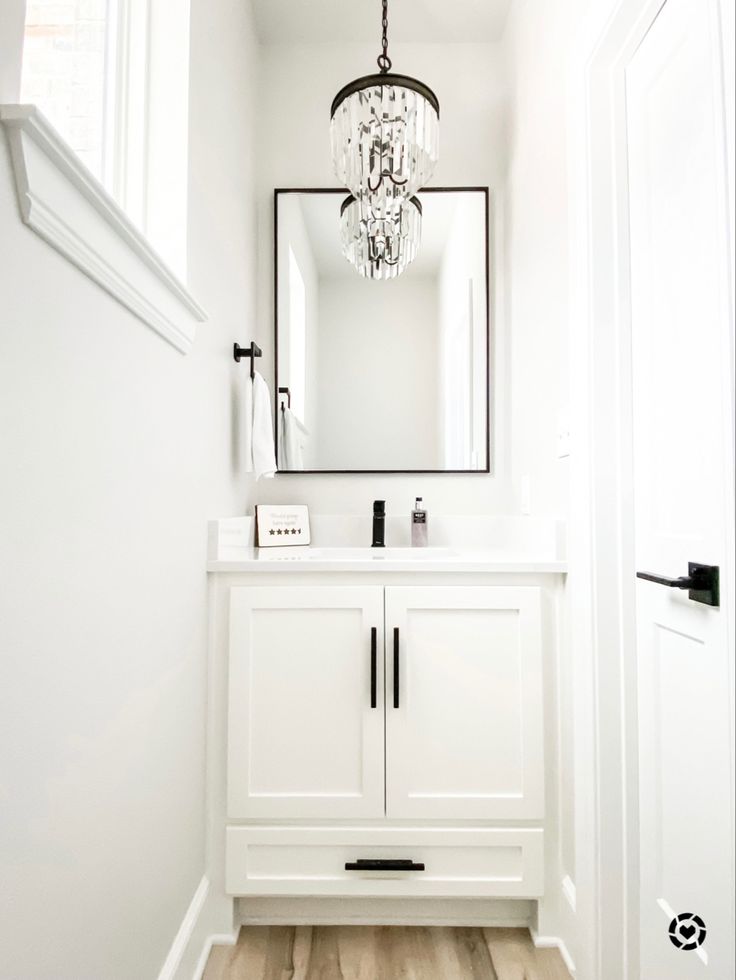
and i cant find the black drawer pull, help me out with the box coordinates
[370,627,377,709]
[393,627,400,708]
[345,859,425,872]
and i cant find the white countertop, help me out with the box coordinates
[207,547,566,574]
[206,516,567,574]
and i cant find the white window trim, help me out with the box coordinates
[106,0,152,229]
[0,104,205,354]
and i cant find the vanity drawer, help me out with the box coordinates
[225,827,544,898]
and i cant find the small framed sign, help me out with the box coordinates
[255,505,311,547]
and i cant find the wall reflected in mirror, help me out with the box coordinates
[275,188,489,473]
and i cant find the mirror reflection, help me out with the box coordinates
[275,188,489,473]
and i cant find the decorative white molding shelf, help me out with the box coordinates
[0,105,206,353]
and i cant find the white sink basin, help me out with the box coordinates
[259,546,458,561]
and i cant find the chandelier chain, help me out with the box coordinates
[377,0,392,73]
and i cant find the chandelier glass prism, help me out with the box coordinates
[340,194,422,280]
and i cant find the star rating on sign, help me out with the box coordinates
[256,506,310,548]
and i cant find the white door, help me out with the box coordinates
[384,586,544,820]
[227,586,385,819]
[626,1,735,976]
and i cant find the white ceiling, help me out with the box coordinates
[252,0,513,44]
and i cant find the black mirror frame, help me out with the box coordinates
[274,186,491,475]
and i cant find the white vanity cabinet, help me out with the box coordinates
[209,519,565,905]
[227,582,544,859]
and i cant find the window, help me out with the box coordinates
[21,0,112,182]
[19,0,190,277]
[2,0,202,350]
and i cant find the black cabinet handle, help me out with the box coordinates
[345,859,425,872]
[370,627,377,709]
[393,627,400,708]
[637,562,719,607]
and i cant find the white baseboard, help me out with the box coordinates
[191,932,237,980]
[237,896,534,928]
[157,876,210,980]
[531,927,577,976]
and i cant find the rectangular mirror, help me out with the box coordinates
[275,187,489,473]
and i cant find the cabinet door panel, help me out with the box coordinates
[228,587,385,819]
[385,586,543,820]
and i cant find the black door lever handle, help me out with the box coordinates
[637,562,719,607]
[636,572,697,588]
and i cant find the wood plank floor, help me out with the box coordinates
[203,926,572,980]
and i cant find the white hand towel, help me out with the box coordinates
[280,406,310,472]
[241,375,254,473]
[251,371,277,480]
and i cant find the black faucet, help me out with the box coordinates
[372,500,386,548]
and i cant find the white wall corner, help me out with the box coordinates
[531,927,577,977]
[0,104,207,354]
[562,874,577,913]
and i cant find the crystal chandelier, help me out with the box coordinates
[330,0,439,279]
[340,194,422,280]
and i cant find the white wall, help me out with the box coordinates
[314,276,440,470]
[502,0,591,968]
[0,0,259,976]
[504,0,577,521]
[254,42,511,516]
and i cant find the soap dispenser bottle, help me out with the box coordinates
[411,497,428,547]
